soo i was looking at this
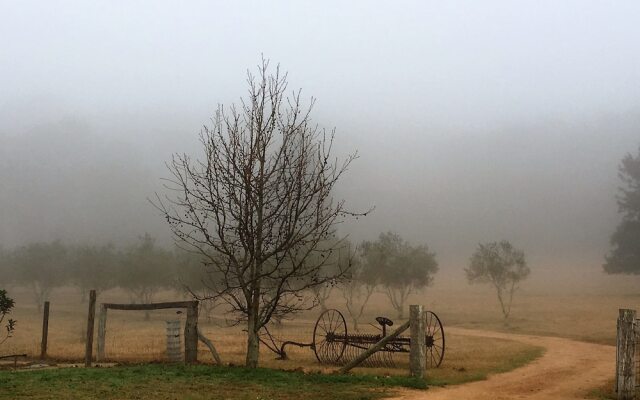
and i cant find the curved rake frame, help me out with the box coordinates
[259,308,446,369]
[312,309,445,368]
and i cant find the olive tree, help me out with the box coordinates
[71,244,119,302]
[604,146,640,276]
[466,241,530,321]
[361,232,438,319]
[154,59,363,368]
[173,248,220,321]
[11,241,68,312]
[119,234,174,318]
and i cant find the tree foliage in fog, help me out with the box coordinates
[120,234,174,313]
[359,232,438,319]
[173,249,219,321]
[71,244,118,302]
[0,237,190,311]
[466,241,530,321]
[154,60,361,368]
[10,241,68,313]
[339,252,379,331]
[604,146,640,275]
[0,289,16,346]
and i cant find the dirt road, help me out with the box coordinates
[392,327,615,400]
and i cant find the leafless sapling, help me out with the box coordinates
[154,59,366,368]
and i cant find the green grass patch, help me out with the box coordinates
[585,379,617,400]
[423,338,545,386]
[426,345,545,386]
[0,364,425,400]
[0,337,544,399]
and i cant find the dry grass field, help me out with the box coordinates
[3,281,636,366]
[419,286,640,345]
[1,286,545,385]
[1,281,636,399]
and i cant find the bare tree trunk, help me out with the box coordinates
[352,317,360,332]
[495,285,510,323]
[386,286,410,320]
[342,283,374,332]
[505,281,516,320]
[245,273,262,368]
[245,303,260,368]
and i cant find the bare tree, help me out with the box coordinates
[154,59,364,368]
[465,241,530,321]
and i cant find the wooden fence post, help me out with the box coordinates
[85,290,96,367]
[96,305,107,361]
[40,301,50,359]
[616,308,636,400]
[409,305,426,378]
[184,301,198,364]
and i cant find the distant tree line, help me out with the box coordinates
[0,230,535,327]
[0,231,441,326]
[0,234,210,317]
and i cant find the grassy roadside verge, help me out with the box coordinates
[425,344,545,386]
[0,341,544,400]
[0,364,424,400]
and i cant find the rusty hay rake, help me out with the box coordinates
[260,308,445,369]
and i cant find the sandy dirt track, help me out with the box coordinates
[391,327,615,400]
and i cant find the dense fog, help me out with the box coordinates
[2,1,640,291]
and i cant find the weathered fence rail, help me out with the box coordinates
[0,354,27,368]
[96,300,199,364]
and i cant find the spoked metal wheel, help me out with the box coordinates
[313,309,347,364]
[425,311,445,368]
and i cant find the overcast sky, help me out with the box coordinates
[1,1,639,283]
